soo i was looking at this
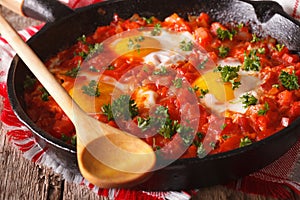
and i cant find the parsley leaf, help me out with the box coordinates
[153,66,168,75]
[258,102,270,116]
[275,43,285,52]
[250,33,260,43]
[65,66,80,78]
[81,80,100,97]
[197,57,208,69]
[102,95,138,121]
[137,106,179,139]
[173,78,183,88]
[199,88,209,98]
[24,75,36,89]
[218,46,230,58]
[215,65,241,89]
[216,28,234,41]
[197,143,207,158]
[240,93,258,108]
[40,87,50,101]
[151,23,162,36]
[279,70,299,90]
[240,137,252,147]
[243,49,261,71]
[180,40,193,51]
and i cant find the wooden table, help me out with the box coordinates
[0,7,298,200]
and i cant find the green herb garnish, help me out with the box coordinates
[243,49,261,71]
[240,137,252,147]
[199,88,209,98]
[153,66,168,75]
[250,33,260,43]
[258,102,270,116]
[65,66,80,78]
[275,43,285,52]
[151,23,162,36]
[180,40,193,51]
[40,87,50,101]
[218,46,230,58]
[102,95,138,121]
[216,28,234,41]
[279,70,299,90]
[173,78,183,88]
[240,93,258,108]
[81,80,100,97]
[24,75,36,89]
[215,65,241,89]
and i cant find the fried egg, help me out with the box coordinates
[193,57,261,114]
[108,28,195,67]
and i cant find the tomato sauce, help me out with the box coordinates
[24,13,300,159]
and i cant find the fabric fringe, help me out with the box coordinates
[234,176,295,200]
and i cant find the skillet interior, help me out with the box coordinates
[7,0,300,190]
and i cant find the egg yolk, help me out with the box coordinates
[192,71,235,102]
[69,81,120,113]
[111,34,161,58]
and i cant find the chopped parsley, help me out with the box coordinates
[215,65,241,89]
[40,87,50,101]
[173,78,183,88]
[137,106,180,139]
[77,35,87,43]
[257,47,266,54]
[180,40,193,51]
[153,66,168,75]
[151,23,162,36]
[258,102,270,116]
[275,43,285,52]
[143,16,153,24]
[177,125,194,146]
[89,43,104,55]
[81,80,100,97]
[218,46,230,58]
[240,137,252,147]
[199,88,209,98]
[197,143,207,158]
[188,85,200,93]
[240,93,258,108]
[102,104,113,121]
[65,66,80,78]
[128,36,145,52]
[24,75,36,89]
[61,134,77,146]
[76,42,103,60]
[250,33,260,43]
[197,57,209,69]
[243,49,261,71]
[102,95,139,121]
[216,28,234,41]
[279,70,299,90]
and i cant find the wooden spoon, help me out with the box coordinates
[0,14,156,188]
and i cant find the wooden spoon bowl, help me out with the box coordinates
[0,13,156,188]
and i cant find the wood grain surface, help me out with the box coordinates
[0,6,298,200]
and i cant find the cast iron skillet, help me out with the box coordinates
[7,0,300,190]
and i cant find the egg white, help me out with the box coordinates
[198,57,261,114]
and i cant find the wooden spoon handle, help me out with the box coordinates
[0,13,82,122]
[0,0,24,16]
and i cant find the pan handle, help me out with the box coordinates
[0,0,74,22]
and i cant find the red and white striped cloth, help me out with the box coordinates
[0,0,299,199]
